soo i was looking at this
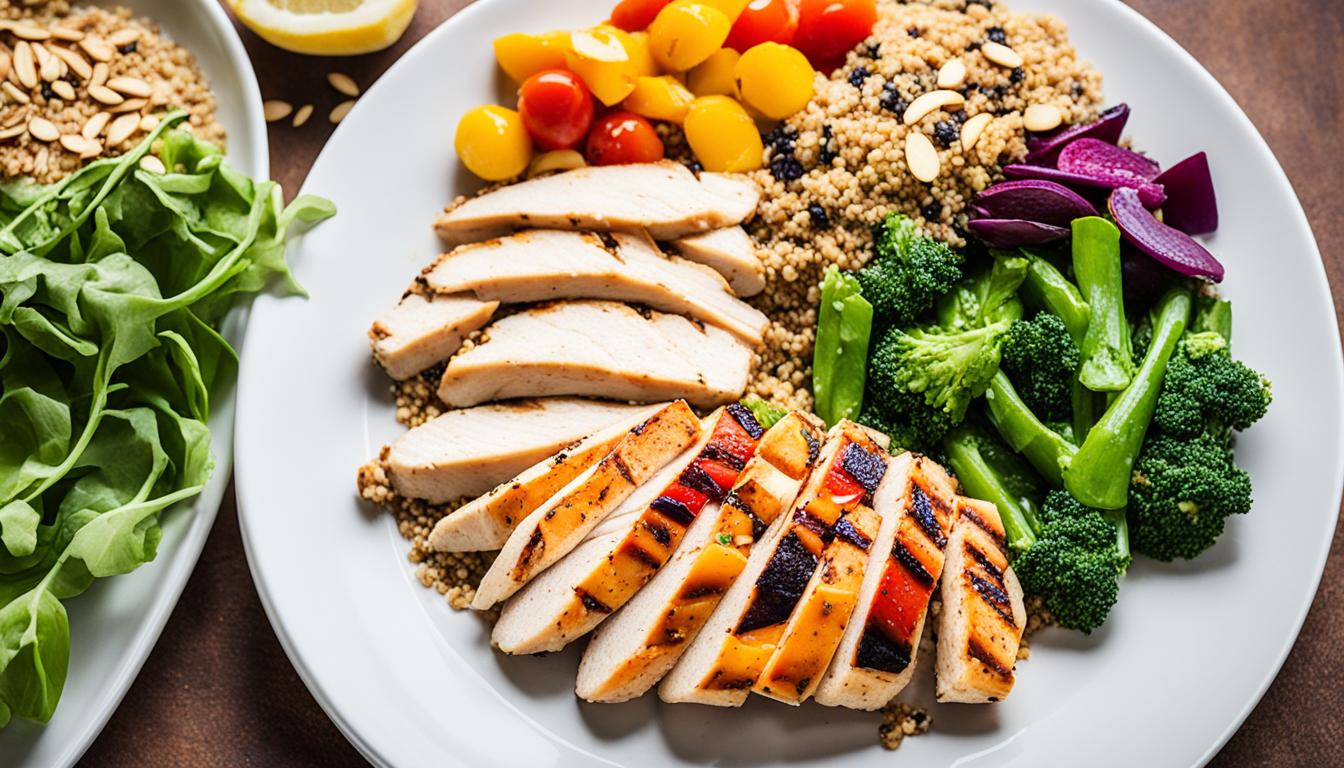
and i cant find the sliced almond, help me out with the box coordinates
[902,89,965,126]
[291,103,313,128]
[79,37,115,63]
[2,81,29,104]
[31,42,50,68]
[982,41,1024,69]
[39,52,60,83]
[1023,103,1063,132]
[107,76,151,98]
[88,84,123,105]
[109,97,147,114]
[50,26,85,42]
[50,79,75,101]
[905,131,940,183]
[263,99,293,122]
[105,113,139,146]
[59,133,102,157]
[107,28,143,48]
[326,71,359,98]
[959,112,992,152]
[13,41,37,89]
[138,154,166,174]
[51,46,91,80]
[28,117,59,142]
[0,123,26,140]
[527,149,586,178]
[139,113,160,131]
[12,25,51,42]
[0,51,11,83]
[90,61,109,88]
[328,99,356,124]
[82,111,111,140]
[936,58,966,89]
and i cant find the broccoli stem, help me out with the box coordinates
[945,426,1039,553]
[983,371,1077,487]
[1193,293,1233,344]
[1105,508,1131,565]
[1019,250,1090,344]
[1063,287,1193,509]
[1072,217,1135,392]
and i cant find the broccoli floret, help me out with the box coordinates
[1001,312,1080,422]
[858,388,953,455]
[857,213,961,327]
[1153,332,1271,440]
[936,252,1028,331]
[868,319,1011,423]
[1128,433,1253,561]
[1012,490,1127,633]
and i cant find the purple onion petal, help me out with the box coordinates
[1004,164,1167,208]
[1109,187,1224,282]
[1154,152,1218,235]
[1024,103,1130,165]
[972,180,1098,227]
[1058,138,1162,181]
[967,218,1071,248]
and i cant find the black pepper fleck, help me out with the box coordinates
[808,203,830,229]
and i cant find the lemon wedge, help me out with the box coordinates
[228,0,418,56]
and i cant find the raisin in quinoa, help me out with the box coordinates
[744,0,1102,412]
[0,2,224,183]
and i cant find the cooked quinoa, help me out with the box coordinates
[744,0,1103,411]
[0,2,224,183]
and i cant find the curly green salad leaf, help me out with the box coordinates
[0,110,333,725]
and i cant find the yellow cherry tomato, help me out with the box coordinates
[648,1,731,72]
[699,0,751,23]
[455,105,532,181]
[565,27,639,105]
[683,95,763,172]
[619,29,660,76]
[493,31,570,82]
[623,75,696,123]
[734,42,814,120]
[686,47,740,97]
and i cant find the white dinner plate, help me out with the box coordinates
[0,2,266,766]
[234,1,1344,766]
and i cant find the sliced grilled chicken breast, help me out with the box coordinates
[813,455,959,709]
[669,227,765,298]
[368,292,498,380]
[471,401,701,610]
[383,398,653,503]
[752,427,890,705]
[658,422,871,706]
[421,230,767,345]
[427,404,663,552]
[494,406,772,654]
[577,411,824,703]
[936,497,1026,704]
[436,301,753,409]
[433,162,760,246]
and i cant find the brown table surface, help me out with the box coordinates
[77,1,1343,765]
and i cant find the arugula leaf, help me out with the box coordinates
[0,110,333,724]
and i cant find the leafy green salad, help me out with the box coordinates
[812,211,1270,634]
[0,111,333,726]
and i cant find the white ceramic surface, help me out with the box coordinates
[0,2,266,766]
[234,1,1344,766]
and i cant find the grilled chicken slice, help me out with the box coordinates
[936,497,1026,704]
[382,398,653,503]
[813,455,959,709]
[577,410,824,703]
[669,227,765,298]
[471,401,701,610]
[368,292,498,380]
[421,230,768,345]
[433,162,760,246]
[658,422,875,706]
[427,404,663,552]
[436,301,753,409]
[751,426,890,705]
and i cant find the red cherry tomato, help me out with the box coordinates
[585,111,665,165]
[517,69,595,151]
[725,0,798,51]
[793,0,877,66]
[610,0,674,31]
